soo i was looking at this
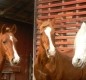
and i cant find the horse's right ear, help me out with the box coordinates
[1,24,6,34]
[36,19,43,33]
[36,19,43,28]
[80,22,86,31]
[76,22,86,36]
[11,24,17,34]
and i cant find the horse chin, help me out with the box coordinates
[72,60,86,68]
[10,60,16,66]
[46,51,56,58]
[77,63,86,69]
[10,62,14,66]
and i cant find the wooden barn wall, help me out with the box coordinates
[36,0,86,57]
[0,19,33,80]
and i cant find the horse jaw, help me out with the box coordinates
[72,22,86,68]
[44,26,56,58]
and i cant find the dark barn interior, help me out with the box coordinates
[0,0,34,80]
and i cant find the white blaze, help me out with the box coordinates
[44,26,56,57]
[9,35,20,63]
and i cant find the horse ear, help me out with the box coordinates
[36,19,43,33]
[77,22,86,36]
[80,22,86,31]
[1,24,6,34]
[36,19,43,28]
[11,24,17,34]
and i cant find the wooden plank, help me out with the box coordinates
[2,66,20,73]
[37,0,86,9]
[54,17,86,23]
[55,40,74,45]
[38,5,86,14]
[37,35,41,40]
[55,36,75,39]
[38,0,62,4]
[36,40,40,45]
[38,11,86,19]
[56,47,73,50]
[54,24,80,28]
[55,29,78,33]
[37,36,75,40]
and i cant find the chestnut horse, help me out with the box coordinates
[34,20,86,80]
[0,24,20,79]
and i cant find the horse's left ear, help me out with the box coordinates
[11,24,17,34]
[36,19,43,30]
[1,24,6,34]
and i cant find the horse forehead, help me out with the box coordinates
[44,26,52,35]
[9,35,13,41]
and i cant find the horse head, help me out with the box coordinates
[0,24,20,66]
[37,19,56,58]
[72,22,86,68]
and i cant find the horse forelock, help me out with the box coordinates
[39,21,53,33]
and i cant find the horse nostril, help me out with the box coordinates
[12,58,14,62]
[77,58,81,63]
[11,58,18,64]
[47,49,49,52]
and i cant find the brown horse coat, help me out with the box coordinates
[34,43,84,80]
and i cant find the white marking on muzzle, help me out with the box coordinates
[44,26,56,57]
[9,35,20,64]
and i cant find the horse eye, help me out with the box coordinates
[3,41,7,44]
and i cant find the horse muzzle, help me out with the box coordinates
[11,57,20,65]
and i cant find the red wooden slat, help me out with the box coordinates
[37,0,86,9]
[55,36,75,39]
[38,5,86,14]
[38,11,86,19]
[54,17,86,23]
[36,40,74,45]
[55,29,78,33]
[36,35,41,40]
[54,24,80,28]
[55,40,74,45]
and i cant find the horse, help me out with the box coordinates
[0,24,20,79]
[34,19,86,80]
[72,22,86,68]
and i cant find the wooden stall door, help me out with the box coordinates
[1,65,20,80]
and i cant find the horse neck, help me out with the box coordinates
[36,39,49,66]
